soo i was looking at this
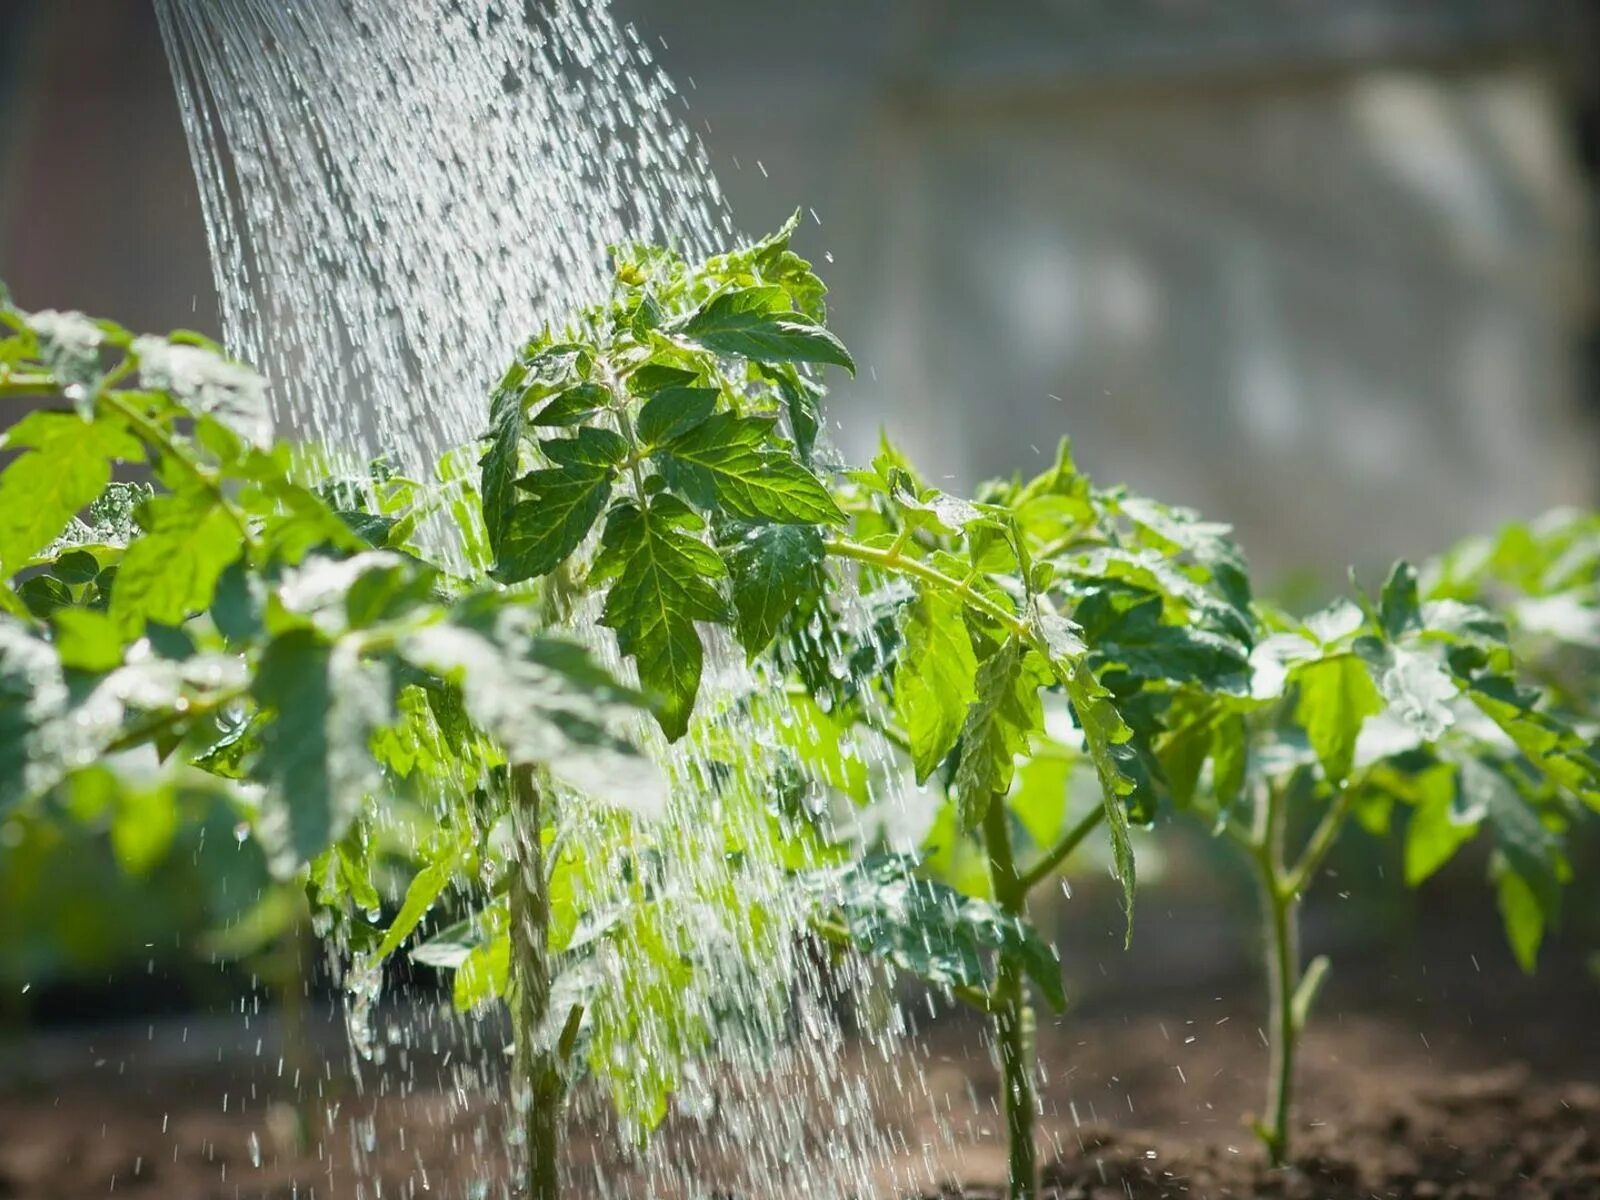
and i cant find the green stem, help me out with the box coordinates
[983,793,1037,1200]
[1246,781,1298,1168]
[1283,784,1352,899]
[510,765,561,1200]
[1257,860,1299,1167]
[1018,803,1105,894]
[823,537,1034,642]
[96,388,256,550]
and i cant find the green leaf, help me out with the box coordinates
[494,460,614,583]
[721,523,825,661]
[0,621,67,805]
[480,362,530,555]
[1063,659,1139,936]
[0,412,141,577]
[1293,653,1383,785]
[453,932,511,1013]
[51,607,125,672]
[593,496,729,740]
[541,426,628,468]
[678,286,855,374]
[822,856,1065,1010]
[659,413,842,525]
[530,382,609,428]
[109,491,241,633]
[1403,765,1476,886]
[250,629,390,870]
[1492,853,1545,973]
[1379,561,1421,640]
[636,386,718,446]
[374,853,460,963]
[1460,755,1564,937]
[1462,673,1600,807]
[951,638,1048,825]
[894,590,979,782]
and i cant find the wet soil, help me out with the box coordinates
[3,870,1597,1198]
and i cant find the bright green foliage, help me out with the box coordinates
[478,215,852,737]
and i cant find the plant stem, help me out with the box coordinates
[823,537,1034,642]
[1256,860,1299,1168]
[1018,803,1105,894]
[1247,781,1298,1168]
[983,792,1038,1200]
[510,765,561,1200]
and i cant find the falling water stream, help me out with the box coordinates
[152,2,951,1196]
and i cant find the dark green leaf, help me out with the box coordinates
[593,496,729,740]
[678,286,855,374]
[109,491,241,634]
[494,461,614,584]
[530,383,610,428]
[721,522,825,661]
[251,629,389,869]
[659,413,842,525]
[1379,561,1422,641]
[951,639,1048,825]
[636,386,718,446]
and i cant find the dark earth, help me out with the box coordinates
[3,855,1597,1199]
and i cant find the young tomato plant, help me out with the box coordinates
[768,437,1253,1200]
[0,294,687,1200]
[468,216,1175,1200]
[1157,561,1600,1164]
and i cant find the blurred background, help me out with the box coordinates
[2,3,1599,1195]
[4,1,1599,581]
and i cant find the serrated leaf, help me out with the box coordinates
[951,639,1048,825]
[659,413,842,525]
[822,856,1065,1010]
[250,630,391,871]
[530,382,609,427]
[636,386,718,445]
[399,616,667,817]
[593,496,729,740]
[678,286,854,373]
[541,425,628,468]
[894,590,979,782]
[494,461,613,583]
[1062,659,1139,936]
[1379,560,1421,640]
[109,490,241,634]
[480,363,530,555]
[1293,653,1383,785]
[722,522,825,660]
[1462,673,1600,807]
[0,412,142,578]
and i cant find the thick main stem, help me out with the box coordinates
[510,766,561,1200]
[983,793,1037,1200]
[1258,870,1299,1167]
[1251,784,1299,1168]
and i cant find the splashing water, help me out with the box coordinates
[156,0,730,483]
[154,2,944,1197]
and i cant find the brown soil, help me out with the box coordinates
[2,1004,1597,1200]
[4,877,1597,1198]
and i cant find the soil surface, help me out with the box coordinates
[4,877,1597,1198]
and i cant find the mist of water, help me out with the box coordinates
[153,3,943,1197]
